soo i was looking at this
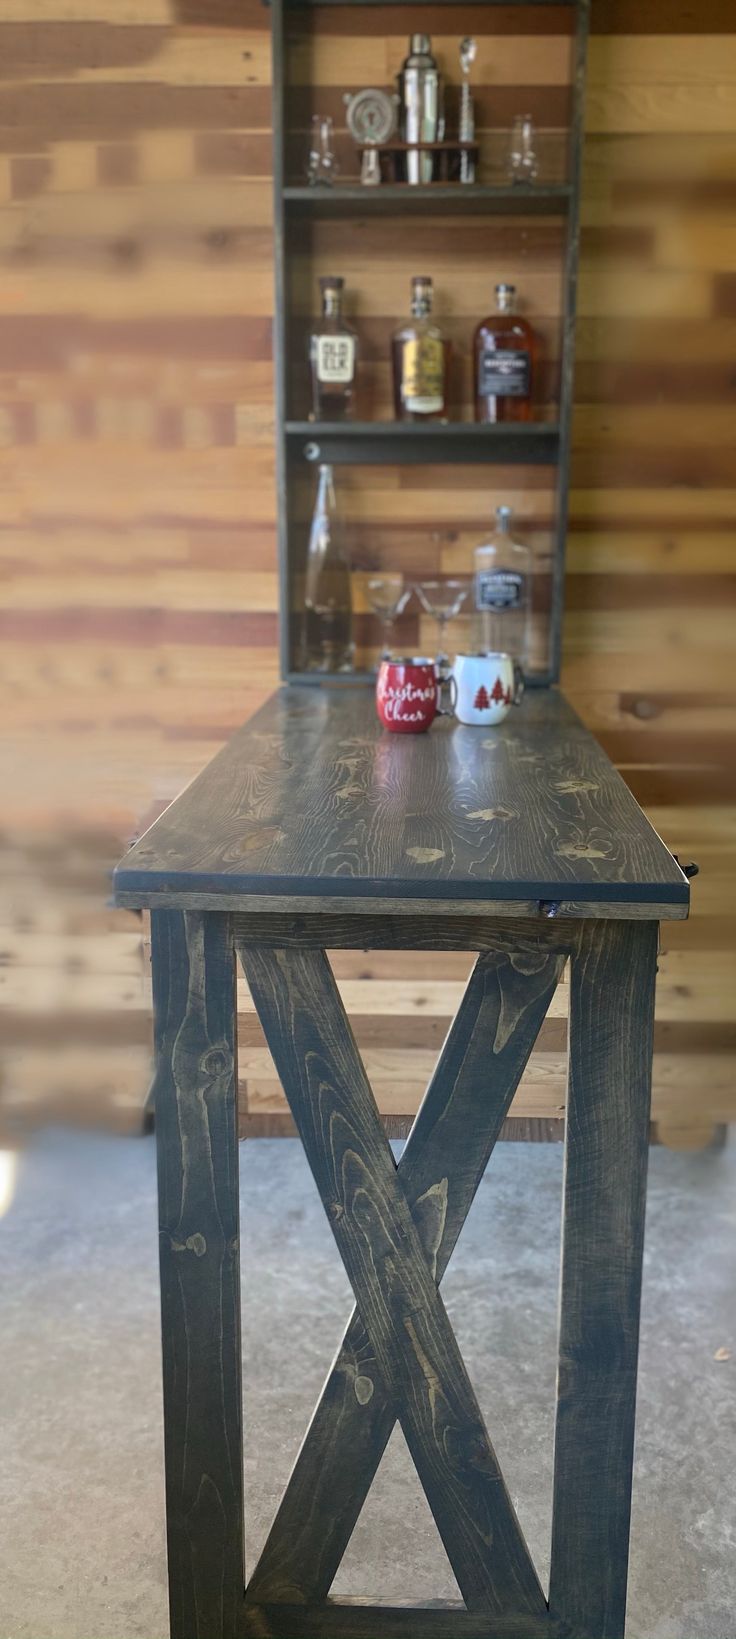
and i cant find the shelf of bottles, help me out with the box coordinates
[289,275,559,461]
[272,0,589,685]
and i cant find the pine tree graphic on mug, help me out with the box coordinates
[491,676,506,704]
[473,685,490,710]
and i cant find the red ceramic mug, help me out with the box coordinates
[376,657,454,734]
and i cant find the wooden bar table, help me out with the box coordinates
[113,686,689,1639]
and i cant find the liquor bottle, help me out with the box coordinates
[473,283,538,424]
[473,504,531,669]
[304,463,354,672]
[309,276,357,420]
[392,276,449,422]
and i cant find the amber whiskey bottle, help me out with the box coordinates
[473,283,538,424]
[391,276,449,422]
[309,276,357,420]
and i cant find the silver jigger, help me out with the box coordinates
[459,36,477,185]
[360,145,381,186]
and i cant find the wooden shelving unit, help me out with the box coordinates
[270,0,590,685]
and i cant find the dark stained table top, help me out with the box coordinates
[113,687,689,917]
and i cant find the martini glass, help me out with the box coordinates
[367,573,411,661]
[415,578,470,667]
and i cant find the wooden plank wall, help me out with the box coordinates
[1,0,734,1149]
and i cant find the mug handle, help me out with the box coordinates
[436,669,457,717]
[513,663,525,706]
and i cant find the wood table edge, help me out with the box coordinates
[112,886,689,920]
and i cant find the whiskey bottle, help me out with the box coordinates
[391,276,449,422]
[309,276,357,420]
[473,283,538,424]
[473,504,531,669]
[304,463,354,672]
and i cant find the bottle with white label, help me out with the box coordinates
[473,504,531,669]
[473,283,538,424]
[392,276,449,422]
[309,276,357,420]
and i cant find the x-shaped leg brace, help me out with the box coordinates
[240,942,565,1619]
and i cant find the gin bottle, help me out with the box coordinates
[304,464,354,672]
[474,504,531,668]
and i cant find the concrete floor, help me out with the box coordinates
[0,1131,734,1639]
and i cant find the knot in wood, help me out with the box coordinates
[200,1047,231,1079]
[461,1426,494,1472]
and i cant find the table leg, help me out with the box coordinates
[550,919,658,1639]
[150,909,244,1639]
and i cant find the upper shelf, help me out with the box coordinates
[283,184,571,217]
[285,421,560,465]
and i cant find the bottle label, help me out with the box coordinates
[475,569,525,611]
[478,346,530,398]
[316,335,355,384]
[402,337,444,414]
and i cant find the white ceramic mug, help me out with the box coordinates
[451,652,524,726]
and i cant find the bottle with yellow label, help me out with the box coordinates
[391,276,449,421]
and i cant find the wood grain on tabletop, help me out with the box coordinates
[113,688,688,911]
[1,0,734,1147]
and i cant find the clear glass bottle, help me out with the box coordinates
[304,463,354,672]
[305,115,339,187]
[391,276,449,422]
[506,114,539,185]
[309,276,357,420]
[473,283,538,424]
[473,504,531,669]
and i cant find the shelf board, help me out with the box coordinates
[280,1,578,9]
[285,668,552,687]
[283,184,571,217]
[286,671,375,686]
[285,421,560,465]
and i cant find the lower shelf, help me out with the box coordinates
[285,670,552,687]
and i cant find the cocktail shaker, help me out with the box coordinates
[397,34,444,186]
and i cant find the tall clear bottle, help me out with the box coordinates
[473,505,531,670]
[304,464,354,673]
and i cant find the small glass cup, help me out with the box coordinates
[415,578,470,668]
[367,573,411,661]
[306,115,339,187]
[506,115,539,185]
